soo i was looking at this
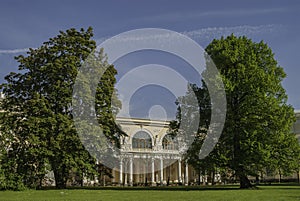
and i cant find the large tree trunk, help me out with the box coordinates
[53,167,67,189]
[255,175,259,185]
[239,174,252,189]
[197,168,201,185]
[212,169,216,185]
[233,121,253,189]
[278,169,281,183]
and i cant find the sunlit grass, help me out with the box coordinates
[0,185,299,201]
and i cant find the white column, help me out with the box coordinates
[103,175,106,186]
[95,160,99,185]
[124,173,127,186]
[119,158,123,185]
[160,157,164,183]
[143,161,146,184]
[178,159,182,183]
[151,158,155,184]
[129,157,133,186]
[185,162,189,185]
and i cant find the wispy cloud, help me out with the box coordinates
[139,8,288,23]
[95,24,284,47]
[0,48,29,54]
[0,24,283,55]
[185,24,280,37]
[183,24,284,45]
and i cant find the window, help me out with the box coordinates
[162,134,178,150]
[132,131,152,149]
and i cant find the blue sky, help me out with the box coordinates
[0,0,300,118]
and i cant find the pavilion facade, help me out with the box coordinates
[111,117,195,186]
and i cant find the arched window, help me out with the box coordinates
[132,131,152,149]
[162,134,178,150]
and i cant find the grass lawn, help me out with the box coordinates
[0,185,299,201]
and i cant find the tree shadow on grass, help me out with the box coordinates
[256,183,300,190]
[40,183,300,191]
[41,185,242,191]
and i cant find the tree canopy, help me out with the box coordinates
[0,27,122,189]
[176,34,299,188]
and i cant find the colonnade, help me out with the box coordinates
[116,155,189,186]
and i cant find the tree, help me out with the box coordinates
[171,82,228,186]
[268,129,300,183]
[72,47,125,174]
[173,34,299,189]
[0,27,122,189]
[203,34,298,188]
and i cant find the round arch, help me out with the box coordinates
[161,133,178,150]
[132,130,153,149]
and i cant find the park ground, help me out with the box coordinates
[0,185,299,201]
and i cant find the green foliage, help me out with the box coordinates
[175,34,299,188]
[0,27,122,189]
[268,130,300,177]
[204,34,298,188]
